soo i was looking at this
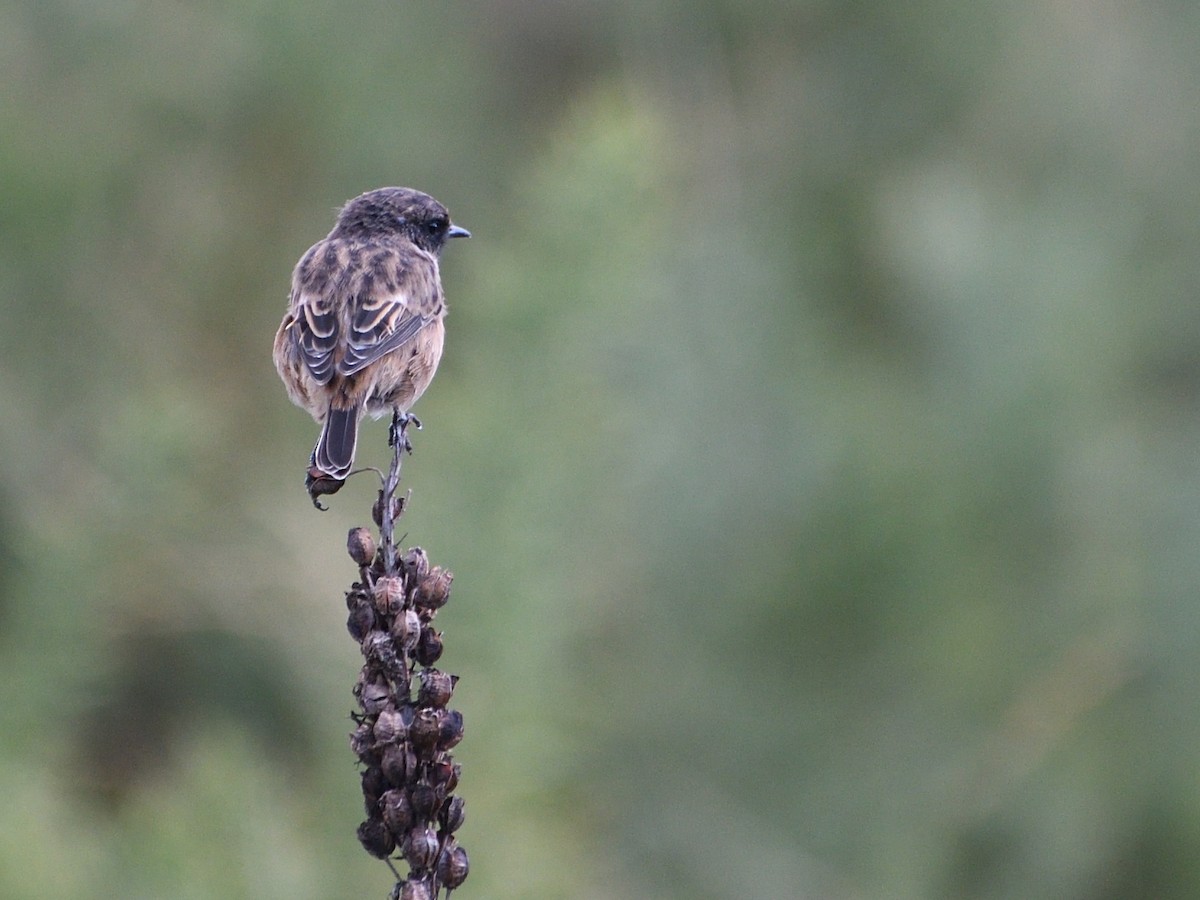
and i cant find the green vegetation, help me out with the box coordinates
[2,2,1199,897]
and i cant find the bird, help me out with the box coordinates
[273,187,469,506]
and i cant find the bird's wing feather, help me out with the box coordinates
[338,267,434,378]
[290,288,339,385]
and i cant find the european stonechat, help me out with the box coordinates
[274,187,469,504]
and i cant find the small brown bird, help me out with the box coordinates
[274,187,469,504]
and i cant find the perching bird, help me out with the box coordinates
[273,187,469,505]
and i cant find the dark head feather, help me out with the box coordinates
[333,187,469,254]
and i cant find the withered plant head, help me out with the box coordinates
[343,482,468,896]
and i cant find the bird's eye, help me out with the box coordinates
[427,219,446,234]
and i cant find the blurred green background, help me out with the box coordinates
[3,1,1200,898]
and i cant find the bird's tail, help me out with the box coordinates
[312,402,361,481]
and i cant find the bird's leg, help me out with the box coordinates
[388,411,423,454]
[387,410,402,449]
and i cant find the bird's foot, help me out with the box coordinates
[388,411,422,454]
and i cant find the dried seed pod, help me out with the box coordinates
[373,707,410,746]
[349,721,374,759]
[397,878,431,900]
[363,631,404,680]
[347,527,377,567]
[404,825,439,870]
[439,795,466,833]
[438,709,465,751]
[417,669,456,708]
[413,566,453,611]
[345,585,372,611]
[347,602,376,643]
[409,781,438,819]
[306,468,345,506]
[359,678,391,716]
[436,841,469,890]
[414,627,444,666]
[402,546,430,580]
[410,708,443,751]
[361,766,387,813]
[391,608,421,651]
[372,490,402,528]
[430,760,461,795]
[381,742,416,786]
[373,576,405,616]
[357,817,395,859]
[380,788,414,835]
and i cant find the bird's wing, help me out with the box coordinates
[338,285,432,377]
[288,241,437,382]
[289,286,339,385]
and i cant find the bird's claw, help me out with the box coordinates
[388,412,423,453]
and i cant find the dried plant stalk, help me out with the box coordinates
[343,415,468,899]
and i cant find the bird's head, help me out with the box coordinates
[335,187,470,254]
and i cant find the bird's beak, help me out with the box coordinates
[447,224,471,239]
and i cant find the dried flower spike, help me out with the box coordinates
[343,416,467,896]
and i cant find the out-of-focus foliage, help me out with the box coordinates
[2,1,1200,897]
